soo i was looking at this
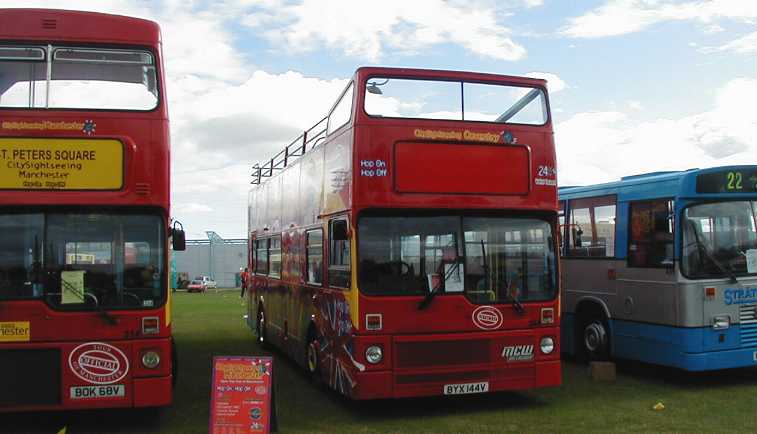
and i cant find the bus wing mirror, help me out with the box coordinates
[172,220,186,251]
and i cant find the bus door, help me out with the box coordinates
[617,199,676,356]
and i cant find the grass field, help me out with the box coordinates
[6,290,757,434]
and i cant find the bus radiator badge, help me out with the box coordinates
[472,306,503,330]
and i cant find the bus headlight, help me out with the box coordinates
[540,337,555,354]
[712,315,730,330]
[142,351,161,369]
[365,346,383,364]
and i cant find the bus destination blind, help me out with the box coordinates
[696,169,757,194]
[0,138,123,190]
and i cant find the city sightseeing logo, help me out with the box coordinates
[1,119,96,135]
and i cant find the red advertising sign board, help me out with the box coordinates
[209,356,273,434]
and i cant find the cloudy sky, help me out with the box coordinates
[7,0,757,238]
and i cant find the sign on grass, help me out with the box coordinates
[209,356,274,434]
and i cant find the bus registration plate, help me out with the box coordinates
[70,384,125,399]
[443,381,489,395]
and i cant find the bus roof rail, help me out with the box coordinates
[251,116,327,185]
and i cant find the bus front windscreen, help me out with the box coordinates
[0,211,165,310]
[682,201,757,279]
[358,213,557,304]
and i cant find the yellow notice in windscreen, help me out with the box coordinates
[0,138,123,190]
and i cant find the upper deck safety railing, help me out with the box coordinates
[251,116,328,185]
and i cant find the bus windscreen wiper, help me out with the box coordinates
[417,283,440,311]
[687,220,738,284]
[507,283,525,314]
[61,279,119,325]
[418,262,460,311]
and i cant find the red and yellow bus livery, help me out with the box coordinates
[0,9,184,412]
[246,67,561,399]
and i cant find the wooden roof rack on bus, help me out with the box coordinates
[251,116,328,184]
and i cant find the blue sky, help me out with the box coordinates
[7,0,757,238]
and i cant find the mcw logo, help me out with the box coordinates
[501,345,534,362]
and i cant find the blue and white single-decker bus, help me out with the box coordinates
[560,166,757,370]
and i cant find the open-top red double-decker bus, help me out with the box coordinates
[0,9,184,412]
[246,67,560,399]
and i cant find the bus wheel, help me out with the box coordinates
[256,309,270,349]
[582,317,610,361]
[305,329,323,385]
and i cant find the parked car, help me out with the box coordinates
[187,275,217,292]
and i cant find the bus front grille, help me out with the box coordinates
[395,339,491,368]
[0,349,61,407]
[739,304,757,348]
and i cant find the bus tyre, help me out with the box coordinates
[306,329,323,386]
[581,316,610,361]
[256,309,270,349]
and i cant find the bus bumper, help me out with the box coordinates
[349,329,561,400]
[0,338,173,413]
[678,347,757,371]
[351,361,561,400]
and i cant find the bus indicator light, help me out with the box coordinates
[142,317,159,335]
[365,314,382,331]
[541,308,555,324]
[705,287,716,300]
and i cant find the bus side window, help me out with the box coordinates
[252,232,255,273]
[566,195,616,258]
[306,229,323,285]
[558,200,566,255]
[329,219,351,288]
[269,235,282,278]
[628,199,674,268]
[255,238,269,275]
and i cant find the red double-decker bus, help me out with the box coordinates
[246,67,560,399]
[0,9,184,412]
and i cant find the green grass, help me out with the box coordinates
[6,290,757,433]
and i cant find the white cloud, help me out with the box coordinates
[175,203,214,213]
[2,1,351,238]
[556,77,757,186]
[246,0,526,61]
[705,30,757,54]
[561,0,757,39]
[524,72,567,93]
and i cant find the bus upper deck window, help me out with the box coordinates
[0,47,45,60]
[49,47,158,110]
[0,46,46,108]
